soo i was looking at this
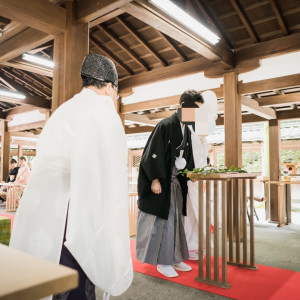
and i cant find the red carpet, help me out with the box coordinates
[0,213,15,231]
[131,240,300,300]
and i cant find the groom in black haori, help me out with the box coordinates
[136,90,204,278]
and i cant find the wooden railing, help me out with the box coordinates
[0,183,26,212]
[188,173,258,289]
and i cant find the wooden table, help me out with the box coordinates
[0,244,78,300]
[188,172,258,289]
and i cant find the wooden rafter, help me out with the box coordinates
[0,94,51,110]
[89,9,124,28]
[125,113,158,126]
[97,24,150,71]
[6,105,46,119]
[236,33,300,62]
[241,95,276,119]
[0,71,28,94]
[0,0,66,35]
[115,16,168,67]
[257,92,300,106]
[156,31,188,62]
[125,125,153,134]
[77,0,132,23]
[89,35,134,75]
[229,0,259,43]
[0,28,52,64]
[17,70,52,94]
[119,57,215,90]
[2,58,53,77]
[121,1,234,68]
[269,0,289,36]
[2,69,50,98]
[0,22,27,44]
[8,121,45,132]
[188,0,233,49]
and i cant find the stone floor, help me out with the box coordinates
[2,206,300,300]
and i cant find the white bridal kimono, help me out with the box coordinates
[10,88,133,296]
[185,129,208,252]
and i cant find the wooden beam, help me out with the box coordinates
[97,24,150,71]
[257,92,300,106]
[147,110,174,120]
[10,131,41,138]
[216,114,266,125]
[156,31,188,62]
[277,108,300,120]
[1,68,50,99]
[0,22,27,45]
[125,125,154,134]
[116,16,168,66]
[0,28,52,64]
[77,0,132,23]
[125,113,158,126]
[8,121,45,132]
[0,0,66,35]
[6,105,45,118]
[224,71,242,168]
[119,57,215,90]
[2,58,53,77]
[0,120,10,180]
[0,95,51,109]
[18,144,23,157]
[236,33,300,62]
[11,139,37,147]
[0,110,7,120]
[229,0,259,43]
[89,35,134,75]
[269,0,289,35]
[121,86,223,113]
[239,74,300,94]
[10,149,36,156]
[89,9,124,28]
[122,1,234,68]
[241,95,276,119]
[188,0,233,49]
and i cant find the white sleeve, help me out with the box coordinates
[65,107,133,296]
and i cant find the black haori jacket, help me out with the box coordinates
[137,112,194,220]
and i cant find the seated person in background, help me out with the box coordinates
[0,158,20,205]
[7,158,20,183]
[15,156,31,185]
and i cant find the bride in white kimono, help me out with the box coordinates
[184,90,218,259]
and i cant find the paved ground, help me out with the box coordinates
[2,206,300,300]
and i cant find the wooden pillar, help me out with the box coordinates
[224,71,242,168]
[116,97,125,128]
[18,145,23,159]
[223,71,242,240]
[1,120,10,181]
[269,119,281,221]
[52,1,89,112]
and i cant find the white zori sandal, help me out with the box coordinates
[173,262,192,272]
[157,264,179,278]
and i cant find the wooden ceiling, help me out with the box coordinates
[0,0,299,135]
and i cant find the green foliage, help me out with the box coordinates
[179,165,247,177]
[281,149,300,164]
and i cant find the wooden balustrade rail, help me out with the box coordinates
[188,173,258,289]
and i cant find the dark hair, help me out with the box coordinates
[207,157,210,166]
[179,90,204,105]
[19,156,27,162]
[10,158,17,164]
[81,75,110,89]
